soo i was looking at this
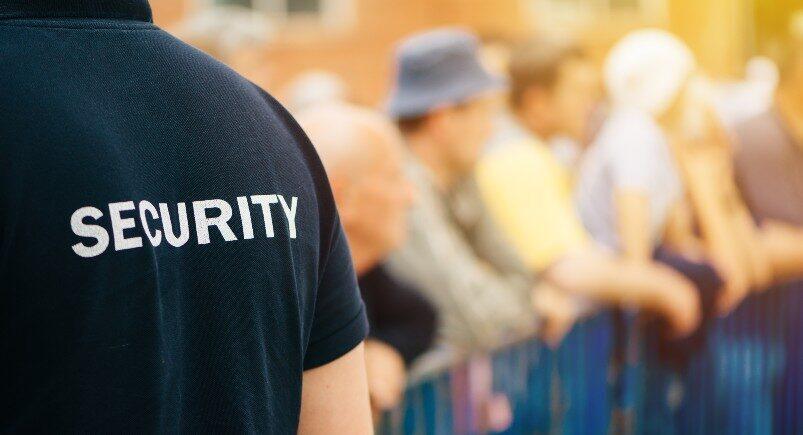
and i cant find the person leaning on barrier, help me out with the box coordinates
[0,1,372,432]
[473,35,702,343]
[587,29,803,314]
[384,28,545,352]
[733,13,803,285]
[666,73,803,312]
[563,32,725,360]
[297,103,438,418]
[592,29,803,314]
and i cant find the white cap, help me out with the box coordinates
[604,29,696,116]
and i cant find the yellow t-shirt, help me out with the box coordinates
[475,139,590,271]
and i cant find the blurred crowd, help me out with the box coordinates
[197,10,803,417]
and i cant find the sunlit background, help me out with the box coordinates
[146,0,798,104]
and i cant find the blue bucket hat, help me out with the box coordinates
[387,28,506,119]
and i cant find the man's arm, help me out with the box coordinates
[364,339,407,420]
[759,220,803,283]
[299,343,373,435]
[663,199,706,259]
[679,149,752,313]
[545,249,701,337]
[730,198,774,289]
[615,189,653,263]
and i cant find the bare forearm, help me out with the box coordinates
[299,344,373,435]
[545,249,700,335]
[547,251,675,310]
[684,169,744,276]
[615,190,653,263]
[761,221,803,282]
[664,200,705,259]
[732,205,773,288]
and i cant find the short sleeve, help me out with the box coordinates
[251,83,369,370]
[304,220,368,370]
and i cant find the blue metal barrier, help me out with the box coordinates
[379,282,803,435]
[634,288,790,435]
[379,312,616,434]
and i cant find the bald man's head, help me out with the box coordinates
[297,103,413,274]
[298,103,402,189]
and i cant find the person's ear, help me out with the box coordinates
[338,201,358,225]
[328,176,352,210]
[336,187,361,229]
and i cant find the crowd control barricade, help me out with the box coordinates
[379,281,803,435]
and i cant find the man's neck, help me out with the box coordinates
[406,134,461,192]
[513,109,549,141]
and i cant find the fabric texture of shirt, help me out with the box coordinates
[386,156,536,352]
[359,264,437,365]
[477,115,590,271]
[0,1,367,431]
[575,107,683,250]
[734,109,803,226]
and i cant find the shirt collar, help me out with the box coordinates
[0,0,152,23]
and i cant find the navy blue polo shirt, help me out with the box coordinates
[0,1,367,432]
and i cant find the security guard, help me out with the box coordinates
[0,1,371,432]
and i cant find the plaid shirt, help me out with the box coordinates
[387,155,537,352]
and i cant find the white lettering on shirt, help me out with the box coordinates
[193,199,237,245]
[70,206,110,258]
[160,202,190,248]
[251,194,278,238]
[278,195,298,239]
[69,194,299,257]
[109,201,143,251]
[139,200,162,246]
[237,196,255,240]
